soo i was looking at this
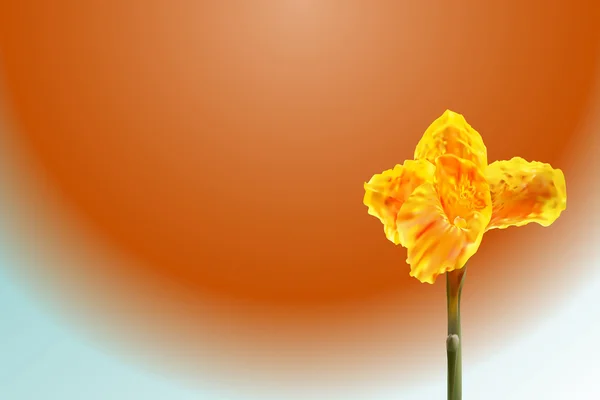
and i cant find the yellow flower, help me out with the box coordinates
[363,110,567,284]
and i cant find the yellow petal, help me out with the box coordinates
[485,157,567,230]
[363,159,435,244]
[395,155,492,284]
[414,110,488,170]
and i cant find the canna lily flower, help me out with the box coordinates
[363,110,567,284]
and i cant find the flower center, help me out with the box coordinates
[453,216,467,229]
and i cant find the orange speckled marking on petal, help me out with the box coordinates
[485,157,567,230]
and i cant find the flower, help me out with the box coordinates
[363,110,567,284]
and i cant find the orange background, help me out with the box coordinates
[1,0,599,389]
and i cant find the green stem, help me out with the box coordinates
[446,266,467,400]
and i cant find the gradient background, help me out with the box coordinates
[1,1,599,399]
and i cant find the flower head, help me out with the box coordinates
[363,110,567,284]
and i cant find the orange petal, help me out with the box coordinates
[395,183,480,283]
[485,157,567,230]
[414,110,488,170]
[395,155,492,284]
[363,159,435,244]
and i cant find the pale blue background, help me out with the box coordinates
[0,230,232,400]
